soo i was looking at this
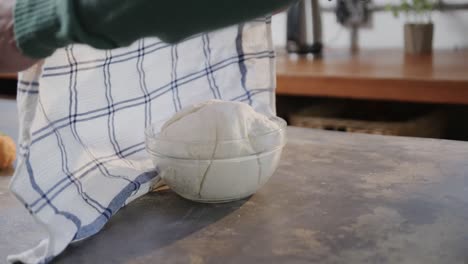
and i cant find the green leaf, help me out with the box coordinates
[392,7,400,18]
[424,2,434,10]
[401,2,411,12]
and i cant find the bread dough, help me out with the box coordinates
[157,99,283,159]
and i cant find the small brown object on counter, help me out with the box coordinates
[404,23,433,55]
[0,132,16,170]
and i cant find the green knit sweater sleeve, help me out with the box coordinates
[14,0,294,59]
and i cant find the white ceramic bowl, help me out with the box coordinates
[145,117,287,203]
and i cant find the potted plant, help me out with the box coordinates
[388,0,435,55]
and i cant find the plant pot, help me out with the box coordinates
[404,23,434,55]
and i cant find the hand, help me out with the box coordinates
[0,0,38,73]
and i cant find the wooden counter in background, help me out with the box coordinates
[276,49,468,105]
[0,73,17,80]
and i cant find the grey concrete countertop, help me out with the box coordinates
[1,98,468,263]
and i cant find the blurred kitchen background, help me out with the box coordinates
[273,0,468,50]
[272,0,468,141]
[1,0,468,141]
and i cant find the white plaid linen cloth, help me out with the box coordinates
[8,18,277,264]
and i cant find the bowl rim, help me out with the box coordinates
[147,143,286,161]
[145,116,287,145]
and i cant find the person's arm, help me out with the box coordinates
[0,0,37,73]
[14,0,295,60]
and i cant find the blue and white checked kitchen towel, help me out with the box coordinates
[8,18,277,264]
